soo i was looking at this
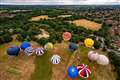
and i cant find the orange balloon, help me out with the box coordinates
[62,32,71,41]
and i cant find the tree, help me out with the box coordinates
[71,34,80,43]
[108,52,120,80]
[94,40,101,49]
[37,38,49,46]
[1,34,12,43]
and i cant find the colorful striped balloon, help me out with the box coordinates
[51,55,61,64]
[24,47,34,56]
[35,47,44,56]
[77,64,91,78]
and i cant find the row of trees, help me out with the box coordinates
[108,52,120,80]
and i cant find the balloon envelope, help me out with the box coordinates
[35,47,44,56]
[24,47,33,56]
[7,45,20,56]
[67,66,78,79]
[51,54,61,64]
[69,42,78,52]
[84,38,94,48]
[88,51,99,61]
[77,64,91,78]
[97,55,109,65]
[20,42,30,50]
[62,32,71,41]
[44,42,53,50]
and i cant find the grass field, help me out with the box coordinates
[30,51,52,80]
[0,40,35,80]
[31,42,116,80]
[72,19,102,31]
[0,41,117,80]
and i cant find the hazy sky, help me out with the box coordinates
[0,0,120,5]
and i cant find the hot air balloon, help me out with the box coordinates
[97,55,109,65]
[67,66,78,79]
[44,42,53,50]
[69,42,78,52]
[51,54,61,64]
[88,51,99,61]
[7,45,20,56]
[77,64,91,78]
[24,47,34,56]
[62,32,71,41]
[84,38,94,48]
[20,42,30,50]
[35,47,44,56]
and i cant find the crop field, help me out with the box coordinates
[72,19,102,31]
[30,15,49,21]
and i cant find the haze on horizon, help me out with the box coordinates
[0,0,120,5]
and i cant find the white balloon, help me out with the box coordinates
[51,54,61,64]
[35,47,44,56]
[97,55,109,65]
[88,51,99,61]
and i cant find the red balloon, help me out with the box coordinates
[77,64,91,78]
[62,32,71,41]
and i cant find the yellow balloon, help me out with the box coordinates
[84,38,94,48]
[44,42,53,50]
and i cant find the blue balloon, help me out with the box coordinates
[20,42,30,50]
[7,45,20,56]
[69,43,78,52]
[67,66,78,79]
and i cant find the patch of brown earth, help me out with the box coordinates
[72,19,102,31]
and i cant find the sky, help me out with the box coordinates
[0,0,120,5]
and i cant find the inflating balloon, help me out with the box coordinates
[20,42,30,50]
[7,45,20,56]
[51,54,61,64]
[44,42,53,50]
[69,42,78,52]
[88,51,99,61]
[97,55,109,65]
[35,47,44,56]
[77,64,91,78]
[62,32,71,41]
[84,38,94,48]
[67,66,78,79]
[24,47,34,56]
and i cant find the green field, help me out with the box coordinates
[30,51,52,80]
[0,42,116,80]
